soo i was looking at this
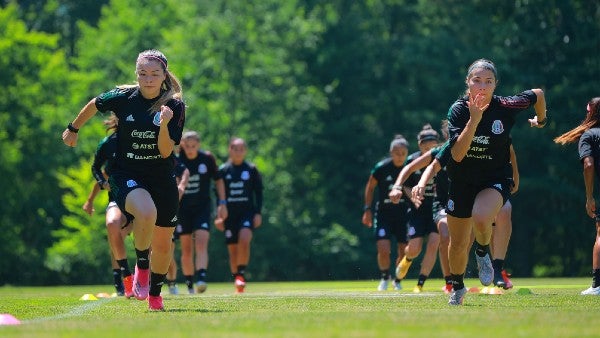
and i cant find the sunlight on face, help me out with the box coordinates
[136,59,166,98]
[229,140,247,164]
[180,139,199,158]
[466,68,496,101]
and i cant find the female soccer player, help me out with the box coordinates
[215,137,263,293]
[443,59,546,305]
[555,97,600,295]
[362,135,410,291]
[63,49,185,311]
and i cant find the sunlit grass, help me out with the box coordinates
[1,278,599,337]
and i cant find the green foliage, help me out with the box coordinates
[1,0,599,285]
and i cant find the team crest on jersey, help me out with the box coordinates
[447,199,455,211]
[198,164,207,174]
[152,112,161,126]
[241,171,250,180]
[243,221,251,227]
[491,120,504,134]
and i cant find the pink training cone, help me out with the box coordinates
[0,314,21,325]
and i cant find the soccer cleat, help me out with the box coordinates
[393,280,402,291]
[148,295,165,311]
[187,287,195,295]
[122,275,134,298]
[448,287,467,305]
[581,285,600,295]
[168,284,179,295]
[195,281,208,293]
[501,270,514,289]
[377,278,389,291]
[133,266,150,300]
[413,285,423,293]
[395,256,412,280]
[493,269,506,289]
[443,283,453,294]
[475,253,494,286]
[234,275,246,293]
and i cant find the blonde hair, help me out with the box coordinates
[554,97,600,145]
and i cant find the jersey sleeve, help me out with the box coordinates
[167,100,186,145]
[497,90,537,112]
[94,88,128,116]
[434,141,452,168]
[446,99,470,149]
[252,166,264,214]
[207,152,219,180]
[91,138,109,186]
[579,130,595,161]
[172,155,187,178]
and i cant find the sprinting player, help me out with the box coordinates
[215,137,263,293]
[554,97,600,295]
[82,114,133,297]
[389,125,441,293]
[63,49,186,311]
[439,58,546,305]
[362,135,410,291]
[176,131,227,294]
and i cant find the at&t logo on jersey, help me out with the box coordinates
[492,120,504,134]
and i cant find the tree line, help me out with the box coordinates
[1,0,598,285]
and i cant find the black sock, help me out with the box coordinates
[474,242,489,257]
[167,279,177,287]
[593,269,600,288]
[444,275,452,285]
[117,259,132,277]
[184,275,193,289]
[149,272,166,297]
[135,248,150,270]
[196,269,207,282]
[450,273,465,290]
[113,269,123,290]
[237,265,247,277]
[417,274,428,287]
[380,270,391,280]
[492,259,504,272]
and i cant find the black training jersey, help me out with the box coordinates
[370,157,409,217]
[446,90,537,183]
[579,128,600,180]
[430,145,449,206]
[178,150,219,209]
[404,151,435,213]
[91,133,117,186]
[218,160,263,215]
[95,87,186,173]
[172,155,187,179]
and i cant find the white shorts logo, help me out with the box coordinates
[243,221,251,227]
[199,164,207,174]
[378,228,386,237]
[126,180,138,188]
[225,230,232,238]
[408,226,416,236]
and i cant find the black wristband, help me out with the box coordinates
[67,122,79,133]
[363,205,371,211]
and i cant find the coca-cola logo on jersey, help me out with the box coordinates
[131,130,156,139]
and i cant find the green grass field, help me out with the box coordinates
[1,278,599,338]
